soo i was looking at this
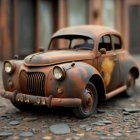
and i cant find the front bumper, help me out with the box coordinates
[0,89,81,107]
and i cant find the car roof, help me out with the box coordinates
[51,25,120,39]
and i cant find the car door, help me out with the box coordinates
[112,34,123,85]
[97,34,120,93]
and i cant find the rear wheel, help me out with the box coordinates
[124,73,135,97]
[73,82,98,118]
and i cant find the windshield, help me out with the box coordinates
[49,35,94,50]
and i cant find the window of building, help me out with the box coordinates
[17,0,36,57]
[129,5,140,53]
[67,0,88,26]
[103,0,115,28]
[39,0,53,49]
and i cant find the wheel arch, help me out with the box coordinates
[89,74,106,100]
[129,67,139,79]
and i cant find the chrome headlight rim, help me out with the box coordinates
[53,66,66,81]
[4,61,16,74]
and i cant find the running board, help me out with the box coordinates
[106,85,127,100]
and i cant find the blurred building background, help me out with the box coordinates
[0,0,140,60]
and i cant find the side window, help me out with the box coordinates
[112,35,122,50]
[99,35,112,51]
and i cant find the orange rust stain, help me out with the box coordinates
[101,58,115,86]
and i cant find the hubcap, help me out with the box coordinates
[82,89,94,113]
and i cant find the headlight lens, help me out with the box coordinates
[4,61,15,74]
[53,66,66,80]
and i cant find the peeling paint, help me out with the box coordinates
[101,58,115,86]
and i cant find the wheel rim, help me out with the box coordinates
[81,88,95,113]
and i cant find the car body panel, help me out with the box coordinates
[52,25,120,39]
[24,50,95,66]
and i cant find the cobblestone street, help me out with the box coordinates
[0,55,140,140]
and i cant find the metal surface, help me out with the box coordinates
[0,89,81,107]
[20,71,45,96]
[106,85,127,100]
[52,25,120,39]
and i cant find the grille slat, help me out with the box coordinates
[20,71,45,96]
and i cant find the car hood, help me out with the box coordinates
[24,50,94,66]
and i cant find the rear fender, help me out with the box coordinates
[120,59,139,84]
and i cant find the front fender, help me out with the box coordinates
[2,60,24,91]
[46,62,101,98]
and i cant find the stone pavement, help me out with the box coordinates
[0,61,3,88]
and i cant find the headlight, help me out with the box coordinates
[4,61,15,74]
[53,66,66,80]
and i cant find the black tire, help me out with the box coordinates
[124,73,135,97]
[73,82,98,119]
[11,101,34,112]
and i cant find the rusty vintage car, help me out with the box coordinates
[0,25,139,118]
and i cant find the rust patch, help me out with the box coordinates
[101,58,115,86]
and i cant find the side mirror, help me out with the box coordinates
[100,48,106,54]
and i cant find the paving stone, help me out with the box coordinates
[131,103,137,107]
[19,132,33,138]
[97,109,106,113]
[12,136,20,140]
[1,126,10,129]
[99,120,112,124]
[92,122,105,126]
[100,136,116,140]
[65,138,72,140]
[49,123,70,135]
[42,136,52,140]
[85,127,92,132]
[1,115,9,118]
[32,128,39,134]
[42,125,49,128]
[79,124,87,129]
[72,128,78,133]
[113,132,122,137]
[9,120,20,126]
[0,132,13,137]
[76,133,84,137]
[108,128,113,132]
[96,131,105,135]
[132,125,139,129]
[42,129,48,134]
[23,117,38,122]
[0,104,5,108]
[123,111,130,115]
[123,108,140,113]
[72,136,81,140]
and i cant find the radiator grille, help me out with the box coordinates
[20,71,45,96]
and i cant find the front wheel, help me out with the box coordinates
[73,82,98,119]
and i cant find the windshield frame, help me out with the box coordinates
[48,35,94,51]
